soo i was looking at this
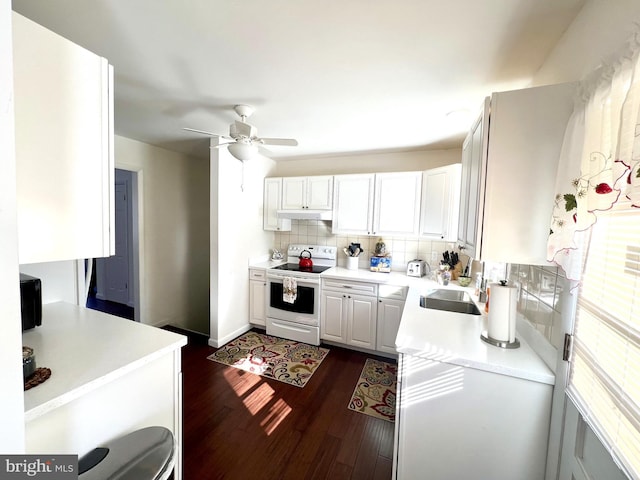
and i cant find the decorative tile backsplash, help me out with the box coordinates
[273,219,455,271]
[508,263,566,347]
[274,220,564,347]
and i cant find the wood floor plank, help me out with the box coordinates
[177,328,396,480]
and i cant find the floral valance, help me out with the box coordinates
[547,31,640,281]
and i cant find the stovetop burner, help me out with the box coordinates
[271,263,333,274]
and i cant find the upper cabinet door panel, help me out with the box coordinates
[13,13,114,264]
[420,164,461,241]
[263,177,291,231]
[458,135,472,247]
[373,172,422,236]
[306,176,333,210]
[332,174,375,234]
[281,175,333,210]
[281,177,306,209]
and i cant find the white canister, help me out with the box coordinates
[346,256,359,270]
[487,282,518,343]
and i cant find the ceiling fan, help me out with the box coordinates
[183,104,298,161]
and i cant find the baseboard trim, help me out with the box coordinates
[208,324,252,348]
[161,324,209,345]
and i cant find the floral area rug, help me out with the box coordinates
[348,358,397,422]
[207,331,329,388]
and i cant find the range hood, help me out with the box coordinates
[276,209,333,221]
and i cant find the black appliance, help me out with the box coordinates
[20,273,42,331]
[271,263,332,274]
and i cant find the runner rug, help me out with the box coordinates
[207,331,329,388]
[348,358,397,422]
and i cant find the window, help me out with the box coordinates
[568,199,640,479]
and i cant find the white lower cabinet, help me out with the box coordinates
[393,353,553,480]
[321,279,378,350]
[376,285,407,354]
[249,269,267,326]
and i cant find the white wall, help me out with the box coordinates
[115,135,210,333]
[273,148,461,177]
[209,148,276,346]
[19,261,78,304]
[0,0,26,452]
[532,0,640,86]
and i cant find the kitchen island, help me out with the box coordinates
[23,302,187,478]
[393,282,554,480]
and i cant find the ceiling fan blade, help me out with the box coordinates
[183,127,216,136]
[259,138,298,146]
[183,127,232,140]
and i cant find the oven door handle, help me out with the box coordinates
[267,273,320,286]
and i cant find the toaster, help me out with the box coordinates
[406,260,427,277]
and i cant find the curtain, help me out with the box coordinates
[547,31,640,281]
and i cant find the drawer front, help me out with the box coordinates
[249,269,266,281]
[322,279,378,297]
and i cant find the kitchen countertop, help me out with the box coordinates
[22,302,187,422]
[397,283,555,385]
[249,259,287,270]
[320,266,414,285]
[249,262,554,385]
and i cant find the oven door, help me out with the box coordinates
[266,273,319,326]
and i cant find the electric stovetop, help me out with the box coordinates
[271,263,333,274]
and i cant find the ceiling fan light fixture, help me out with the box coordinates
[228,142,258,161]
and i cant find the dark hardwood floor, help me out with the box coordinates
[177,328,396,480]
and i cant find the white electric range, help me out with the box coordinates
[266,244,337,345]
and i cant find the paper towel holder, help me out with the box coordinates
[480,331,520,349]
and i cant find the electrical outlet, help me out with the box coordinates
[431,251,438,262]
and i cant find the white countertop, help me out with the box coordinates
[249,262,554,385]
[249,259,287,270]
[320,266,414,285]
[22,302,187,422]
[396,284,555,385]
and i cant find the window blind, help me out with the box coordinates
[568,200,640,479]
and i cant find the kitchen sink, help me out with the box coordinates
[419,289,482,315]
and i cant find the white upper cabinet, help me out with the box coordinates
[459,83,575,264]
[263,178,291,231]
[457,104,487,255]
[332,172,422,236]
[281,176,333,210]
[420,164,461,240]
[373,172,422,236]
[332,174,376,234]
[13,13,114,264]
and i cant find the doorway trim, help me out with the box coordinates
[77,164,144,323]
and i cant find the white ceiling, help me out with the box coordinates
[12,0,586,160]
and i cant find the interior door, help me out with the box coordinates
[103,178,130,304]
[559,400,627,480]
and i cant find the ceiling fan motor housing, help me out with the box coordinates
[230,120,256,140]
